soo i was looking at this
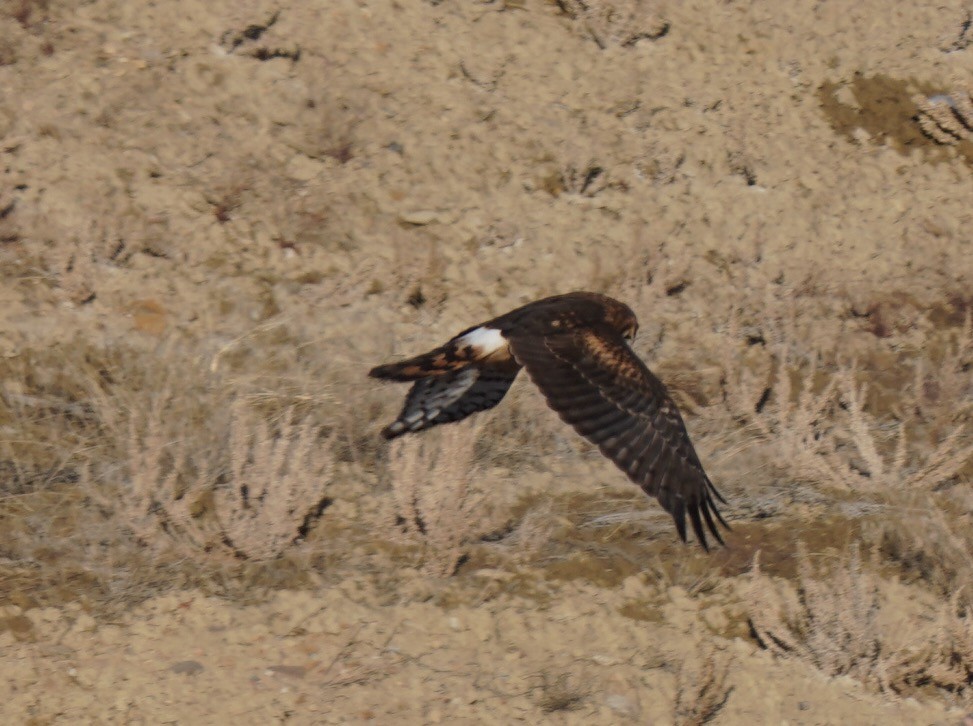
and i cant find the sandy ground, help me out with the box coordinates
[1,0,973,722]
[2,581,958,724]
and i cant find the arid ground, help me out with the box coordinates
[2,0,973,723]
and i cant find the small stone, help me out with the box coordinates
[399,210,439,226]
[3,614,34,641]
[473,568,515,581]
[606,694,636,716]
[266,664,307,679]
[170,660,205,676]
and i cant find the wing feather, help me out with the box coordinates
[603,422,644,460]
[431,370,519,427]
[508,327,727,549]
[381,368,518,439]
[576,409,630,440]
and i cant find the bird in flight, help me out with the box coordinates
[369,292,728,549]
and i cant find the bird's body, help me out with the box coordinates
[369,292,727,549]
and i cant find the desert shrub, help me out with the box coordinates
[893,591,973,698]
[387,421,499,576]
[673,642,732,725]
[722,330,972,495]
[866,491,973,608]
[535,671,589,713]
[747,543,973,705]
[110,396,333,561]
[217,405,333,560]
[747,544,885,687]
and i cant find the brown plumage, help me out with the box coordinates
[368,292,728,549]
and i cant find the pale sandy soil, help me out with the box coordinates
[2,583,958,724]
[1,0,973,723]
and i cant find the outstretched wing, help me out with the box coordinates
[508,328,727,549]
[375,367,519,439]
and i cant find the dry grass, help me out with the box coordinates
[747,544,885,688]
[867,492,973,608]
[728,314,973,704]
[219,406,333,560]
[535,671,589,713]
[900,592,973,697]
[719,315,973,496]
[747,543,973,705]
[810,363,973,494]
[387,421,500,577]
[915,88,973,145]
[0,335,350,609]
[101,396,333,562]
[673,643,733,726]
[558,0,669,49]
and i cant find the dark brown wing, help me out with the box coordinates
[508,328,727,549]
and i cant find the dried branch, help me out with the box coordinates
[915,88,973,145]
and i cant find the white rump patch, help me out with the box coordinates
[458,327,506,354]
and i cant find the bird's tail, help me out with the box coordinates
[368,342,474,381]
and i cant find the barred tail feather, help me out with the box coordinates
[368,344,475,382]
[381,368,479,438]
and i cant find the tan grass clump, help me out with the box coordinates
[673,643,732,726]
[723,342,972,494]
[747,544,886,689]
[747,542,973,703]
[814,364,973,493]
[113,397,332,561]
[217,405,334,560]
[899,591,973,697]
[387,422,494,577]
[915,88,973,145]
[117,398,220,555]
[558,0,669,49]
[727,347,837,479]
[535,671,589,713]
[909,315,973,436]
[867,492,973,608]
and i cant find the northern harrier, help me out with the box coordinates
[369,292,728,549]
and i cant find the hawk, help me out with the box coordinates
[369,292,728,549]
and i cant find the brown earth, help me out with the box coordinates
[1,0,973,723]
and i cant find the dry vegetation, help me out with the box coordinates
[111,398,333,561]
[1,0,973,720]
[673,643,733,725]
[916,87,973,145]
[748,543,973,703]
[387,421,499,576]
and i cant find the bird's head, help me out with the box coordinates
[602,296,639,341]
